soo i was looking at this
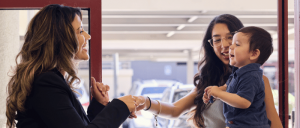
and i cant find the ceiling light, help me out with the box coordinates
[183,50,188,53]
[177,24,186,30]
[166,31,175,37]
[201,10,208,13]
[188,16,198,23]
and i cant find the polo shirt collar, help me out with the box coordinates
[232,63,262,77]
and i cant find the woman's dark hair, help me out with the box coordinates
[6,4,82,127]
[188,14,244,127]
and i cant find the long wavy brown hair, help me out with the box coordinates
[6,4,82,127]
[188,14,244,128]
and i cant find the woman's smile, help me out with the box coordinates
[82,43,88,52]
[221,51,229,59]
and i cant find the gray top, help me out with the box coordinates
[202,99,226,128]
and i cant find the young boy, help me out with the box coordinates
[203,26,273,128]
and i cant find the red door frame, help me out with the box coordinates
[0,0,102,101]
[278,0,289,127]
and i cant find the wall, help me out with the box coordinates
[131,61,197,84]
[0,10,19,128]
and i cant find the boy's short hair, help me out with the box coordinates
[237,26,273,65]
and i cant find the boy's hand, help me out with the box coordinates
[204,86,213,94]
[203,86,214,104]
[206,86,222,99]
[203,92,210,104]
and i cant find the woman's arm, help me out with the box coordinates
[32,72,130,128]
[263,75,283,128]
[87,97,106,121]
[137,87,197,119]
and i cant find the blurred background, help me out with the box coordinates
[15,0,296,127]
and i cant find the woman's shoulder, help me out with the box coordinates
[33,69,66,88]
[30,69,71,99]
[35,68,64,80]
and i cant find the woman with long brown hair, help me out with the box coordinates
[133,14,283,128]
[6,4,141,128]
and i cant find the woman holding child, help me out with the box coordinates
[132,14,283,128]
[204,26,274,127]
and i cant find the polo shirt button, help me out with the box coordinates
[228,121,234,124]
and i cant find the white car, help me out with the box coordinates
[156,83,195,128]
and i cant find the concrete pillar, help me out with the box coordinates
[113,53,119,98]
[186,49,194,84]
[0,10,19,127]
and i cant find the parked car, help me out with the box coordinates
[124,80,180,128]
[155,83,194,128]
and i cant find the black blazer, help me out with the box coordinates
[16,68,130,128]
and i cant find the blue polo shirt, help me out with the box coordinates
[224,63,270,128]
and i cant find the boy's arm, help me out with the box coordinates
[219,84,227,91]
[217,90,251,109]
[205,84,227,95]
[207,86,251,109]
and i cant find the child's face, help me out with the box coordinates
[229,32,252,68]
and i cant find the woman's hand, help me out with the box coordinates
[134,96,147,110]
[91,77,110,106]
[118,95,139,113]
[128,96,147,119]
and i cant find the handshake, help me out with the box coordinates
[119,95,147,119]
[90,77,147,118]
